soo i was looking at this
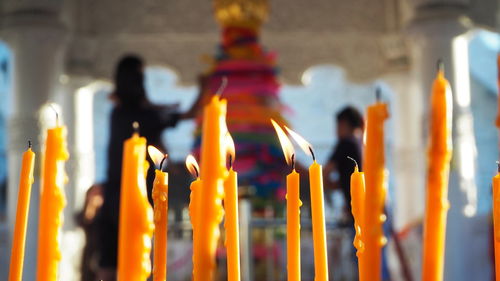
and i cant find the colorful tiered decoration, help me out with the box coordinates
[194,0,288,198]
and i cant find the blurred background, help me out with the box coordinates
[0,0,499,280]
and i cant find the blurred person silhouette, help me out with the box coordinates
[324,106,364,224]
[92,54,202,280]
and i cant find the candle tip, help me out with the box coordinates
[347,156,359,170]
[437,59,444,73]
[28,140,32,149]
[497,161,500,173]
[309,146,316,162]
[132,121,139,133]
[49,103,59,124]
[215,76,228,96]
[375,87,382,102]
[291,153,296,170]
[160,155,168,172]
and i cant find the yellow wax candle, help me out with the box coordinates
[8,144,35,281]
[422,64,453,281]
[349,159,366,281]
[36,125,69,281]
[186,155,201,228]
[186,154,202,275]
[224,133,241,281]
[271,119,301,281]
[117,124,154,281]
[194,95,227,281]
[493,165,500,281]
[363,93,389,281]
[285,127,328,281]
[148,146,169,281]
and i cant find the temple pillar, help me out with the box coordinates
[0,3,68,280]
[407,1,491,280]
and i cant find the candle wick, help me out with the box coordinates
[215,76,228,96]
[437,58,444,73]
[49,104,59,125]
[308,146,316,162]
[497,161,500,173]
[291,154,296,170]
[28,140,32,149]
[228,154,233,169]
[160,155,168,172]
[194,165,199,178]
[347,156,359,170]
[132,121,140,134]
[375,87,382,102]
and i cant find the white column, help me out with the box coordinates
[407,3,490,281]
[1,10,68,281]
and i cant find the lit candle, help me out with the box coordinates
[363,89,389,281]
[8,142,35,281]
[285,126,328,281]
[422,62,453,281]
[36,118,69,281]
[194,78,228,281]
[271,119,301,281]
[186,155,201,228]
[148,146,169,281]
[349,157,366,281]
[224,133,240,281]
[117,122,154,281]
[492,162,500,281]
[186,154,202,276]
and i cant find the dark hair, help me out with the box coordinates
[336,106,364,129]
[113,54,149,108]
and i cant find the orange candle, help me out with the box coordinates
[8,143,35,281]
[117,123,155,281]
[193,94,227,281]
[148,146,169,281]
[36,124,69,281]
[493,164,500,281]
[223,134,241,281]
[422,63,453,281]
[349,158,366,281]
[186,155,201,228]
[363,92,389,281]
[285,127,328,281]
[271,119,301,281]
[186,154,203,277]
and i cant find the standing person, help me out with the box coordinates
[324,106,364,224]
[96,55,201,280]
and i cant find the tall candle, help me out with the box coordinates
[224,134,241,281]
[422,63,453,281]
[363,91,389,281]
[349,158,366,281]
[8,143,35,281]
[285,127,328,281]
[271,119,301,281]
[36,123,69,281]
[117,123,154,281]
[148,146,169,281]
[492,164,500,281]
[194,94,227,281]
[186,155,202,275]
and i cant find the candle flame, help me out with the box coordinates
[147,145,167,169]
[185,154,200,178]
[284,126,315,161]
[271,119,295,166]
[225,133,236,167]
